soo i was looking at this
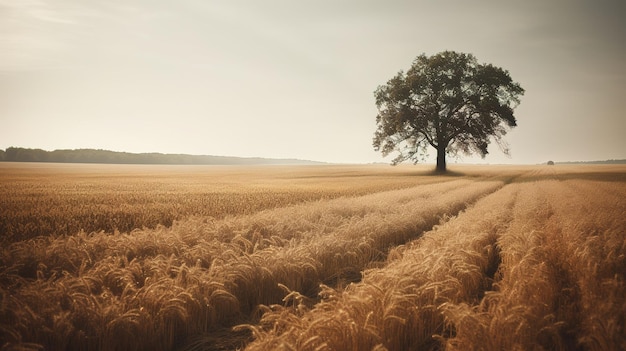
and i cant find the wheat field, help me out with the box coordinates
[0,163,624,350]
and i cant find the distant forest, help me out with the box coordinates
[1,147,624,165]
[0,147,322,165]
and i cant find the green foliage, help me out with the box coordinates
[373,51,524,171]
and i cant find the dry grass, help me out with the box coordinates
[441,178,626,350]
[243,180,519,350]
[0,163,442,243]
[0,163,624,350]
[243,166,626,351]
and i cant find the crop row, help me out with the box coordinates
[0,164,445,243]
[0,178,504,350]
[243,178,626,350]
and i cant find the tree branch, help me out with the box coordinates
[418,129,437,148]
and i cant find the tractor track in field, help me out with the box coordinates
[179,179,514,351]
[4,166,625,351]
[3,174,513,351]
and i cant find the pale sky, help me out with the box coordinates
[1,0,625,164]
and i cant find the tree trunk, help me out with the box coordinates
[436,145,446,172]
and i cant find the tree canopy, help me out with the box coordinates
[373,51,524,171]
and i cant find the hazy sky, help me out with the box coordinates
[1,0,625,164]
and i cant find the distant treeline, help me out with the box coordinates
[556,159,626,165]
[0,147,322,165]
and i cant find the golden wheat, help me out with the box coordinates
[1,164,624,350]
[244,183,520,350]
[0,163,440,243]
[244,168,626,351]
[442,178,625,350]
[1,164,500,350]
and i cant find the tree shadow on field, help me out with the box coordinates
[426,169,467,177]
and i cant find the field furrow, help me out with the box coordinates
[242,184,520,350]
[1,177,503,350]
[1,164,624,351]
[243,176,626,351]
[438,179,626,350]
[0,164,450,243]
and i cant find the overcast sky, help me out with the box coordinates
[1,0,625,164]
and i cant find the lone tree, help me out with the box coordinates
[373,51,524,172]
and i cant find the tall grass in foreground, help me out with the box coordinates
[0,179,503,350]
[244,178,626,350]
[2,165,623,350]
[243,184,520,350]
[444,181,626,350]
[442,179,626,350]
